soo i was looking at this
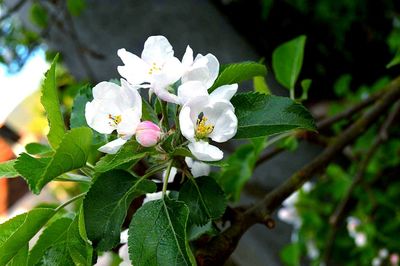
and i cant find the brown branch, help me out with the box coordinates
[0,0,27,23]
[317,91,383,130]
[195,76,400,265]
[323,99,400,264]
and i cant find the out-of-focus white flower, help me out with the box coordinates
[85,79,142,154]
[372,257,381,266]
[135,121,161,147]
[379,249,389,259]
[277,207,301,228]
[306,240,319,260]
[117,36,183,104]
[181,45,219,89]
[346,216,361,238]
[355,232,367,247]
[179,85,238,161]
[185,157,210,177]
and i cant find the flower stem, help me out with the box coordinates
[55,192,86,212]
[162,160,174,197]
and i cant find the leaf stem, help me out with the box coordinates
[162,160,174,197]
[55,192,86,212]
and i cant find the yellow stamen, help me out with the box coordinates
[108,114,122,127]
[148,62,162,75]
[195,116,214,139]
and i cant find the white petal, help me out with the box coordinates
[162,167,177,183]
[209,108,237,143]
[185,157,210,177]
[117,109,141,136]
[188,141,223,161]
[152,83,180,104]
[120,229,129,244]
[120,79,142,116]
[181,66,211,88]
[141,36,174,64]
[118,244,131,266]
[162,56,184,85]
[92,81,121,100]
[177,81,208,105]
[210,84,238,101]
[85,101,115,134]
[203,53,219,88]
[117,48,150,85]
[143,191,167,204]
[98,138,127,154]
[179,105,196,141]
[182,45,194,67]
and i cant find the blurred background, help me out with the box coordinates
[1,0,400,265]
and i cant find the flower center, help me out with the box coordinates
[195,113,214,140]
[148,62,162,75]
[108,114,122,127]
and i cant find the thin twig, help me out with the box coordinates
[0,0,27,23]
[323,100,400,264]
[195,76,400,265]
[317,91,383,130]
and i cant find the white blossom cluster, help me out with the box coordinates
[85,36,238,164]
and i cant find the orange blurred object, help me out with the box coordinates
[0,137,15,216]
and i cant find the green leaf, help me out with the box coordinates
[172,147,193,158]
[231,92,316,139]
[0,160,18,178]
[280,243,301,266]
[41,54,66,149]
[28,217,74,266]
[67,0,87,16]
[210,62,267,92]
[253,75,270,94]
[84,170,156,251]
[128,198,195,266]
[178,176,227,225]
[217,139,265,201]
[142,99,159,123]
[15,127,92,194]
[7,244,28,266]
[94,140,152,173]
[36,243,75,266]
[272,35,306,90]
[29,3,48,28]
[188,221,218,241]
[387,48,400,68]
[25,143,53,155]
[67,214,93,266]
[0,208,56,265]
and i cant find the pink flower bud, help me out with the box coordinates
[135,121,161,147]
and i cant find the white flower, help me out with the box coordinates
[185,157,210,177]
[118,229,131,266]
[85,79,142,154]
[355,232,367,247]
[379,249,389,259]
[179,85,238,161]
[181,45,219,89]
[117,36,183,104]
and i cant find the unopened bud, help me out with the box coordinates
[135,121,161,147]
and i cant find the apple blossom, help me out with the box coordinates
[181,45,219,89]
[179,84,238,161]
[85,79,142,154]
[185,157,210,177]
[117,35,183,103]
[135,121,161,147]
